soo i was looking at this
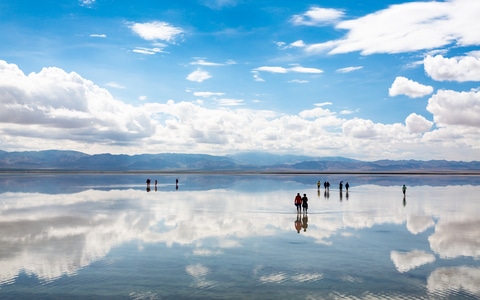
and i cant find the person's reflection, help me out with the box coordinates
[302,214,308,232]
[146,178,151,192]
[295,213,302,233]
[403,195,406,207]
[346,191,349,200]
[339,190,343,201]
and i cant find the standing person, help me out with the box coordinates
[302,194,308,214]
[294,193,302,213]
[345,182,349,192]
[339,181,343,191]
[317,181,321,190]
[402,184,407,195]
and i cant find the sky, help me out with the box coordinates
[0,0,479,161]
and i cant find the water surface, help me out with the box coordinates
[0,174,479,299]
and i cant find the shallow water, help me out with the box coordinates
[0,174,479,299]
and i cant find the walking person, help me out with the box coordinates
[294,193,302,213]
[302,193,308,214]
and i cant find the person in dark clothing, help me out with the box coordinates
[345,182,349,192]
[301,194,308,213]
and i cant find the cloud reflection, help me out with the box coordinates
[390,250,435,273]
[0,181,479,289]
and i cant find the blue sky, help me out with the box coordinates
[0,0,479,161]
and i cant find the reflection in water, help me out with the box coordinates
[0,175,479,298]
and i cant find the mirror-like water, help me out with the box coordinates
[0,174,479,299]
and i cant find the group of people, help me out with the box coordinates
[145,178,179,192]
[317,180,350,192]
[294,193,309,213]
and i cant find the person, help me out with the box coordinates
[339,181,343,191]
[345,182,349,192]
[294,193,302,213]
[302,193,308,213]
[317,181,321,190]
[402,184,407,195]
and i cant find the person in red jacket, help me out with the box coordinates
[294,193,302,213]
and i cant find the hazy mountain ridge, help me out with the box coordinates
[0,150,479,172]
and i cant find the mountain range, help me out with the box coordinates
[0,150,479,173]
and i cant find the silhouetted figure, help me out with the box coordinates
[345,182,349,192]
[146,178,151,192]
[317,181,321,190]
[402,184,407,195]
[339,181,343,191]
[326,181,330,191]
[324,181,327,190]
[302,214,308,232]
[295,213,302,233]
[302,194,308,213]
[294,193,302,213]
[176,178,179,190]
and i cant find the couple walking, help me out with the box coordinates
[294,193,308,213]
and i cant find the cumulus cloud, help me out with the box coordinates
[427,89,480,127]
[1,61,478,160]
[0,60,154,149]
[424,55,480,82]
[405,113,433,134]
[130,21,183,42]
[186,69,212,82]
[389,77,433,98]
[291,6,344,26]
[304,0,480,55]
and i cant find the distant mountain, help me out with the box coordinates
[0,150,479,173]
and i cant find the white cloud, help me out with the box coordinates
[405,113,433,134]
[291,6,344,26]
[305,0,480,55]
[105,82,125,89]
[186,69,212,82]
[424,55,480,82]
[89,33,106,38]
[0,60,155,149]
[80,0,95,7]
[252,71,265,82]
[389,76,433,98]
[288,79,308,84]
[190,58,234,66]
[254,65,322,74]
[336,66,363,73]
[130,21,183,42]
[1,61,478,160]
[216,98,244,106]
[193,91,225,97]
[254,66,288,73]
[427,89,480,127]
[132,47,164,55]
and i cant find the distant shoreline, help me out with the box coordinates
[0,169,479,175]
